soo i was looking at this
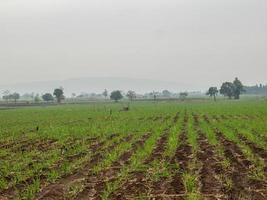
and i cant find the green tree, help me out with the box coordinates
[220,82,235,99]
[233,77,245,99]
[42,93,54,102]
[206,87,218,101]
[110,90,123,102]
[53,88,64,103]
[179,92,188,100]
[126,90,136,101]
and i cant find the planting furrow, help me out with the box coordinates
[110,130,170,199]
[173,112,180,123]
[169,133,190,196]
[196,131,226,199]
[0,138,58,153]
[142,113,183,198]
[162,112,191,198]
[0,136,105,194]
[0,135,111,200]
[220,115,229,120]
[215,130,267,199]
[76,132,152,199]
[14,139,58,153]
[0,138,31,150]
[144,130,169,164]
[143,132,172,198]
[203,114,211,124]
[211,115,221,122]
[35,134,131,200]
[193,112,225,199]
[238,134,267,174]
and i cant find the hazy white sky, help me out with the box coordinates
[0,0,266,88]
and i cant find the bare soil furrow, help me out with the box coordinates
[109,131,170,199]
[144,132,169,164]
[203,114,211,124]
[197,131,226,199]
[238,134,267,174]
[211,115,221,122]
[0,136,110,200]
[173,112,180,123]
[34,134,131,200]
[215,130,267,199]
[164,113,191,197]
[13,134,120,199]
[0,136,104,195]
[76,133,151,199]
[194,113,226,199]
[144,133,173,197]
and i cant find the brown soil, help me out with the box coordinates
[109,131,169,199]
[0,138,58,153]
[173,112,180,123]
[220,115,229,120]
[0,136,110,200]
[110,171,149,200]
[215,130,267,199]
[163,113,191,198]
[109,112,180,199]
[0,134,120,200]
[144,132,169,164]
[203,114,211,124]
[192,113,226,199]
[153,116,163,122]
[0,138,29,149]
[76,133,152,199]
[238,134,267,175]
[144,132,175,198]
[211,115,221,122]
[166,135,190,198]
[34,134,133,200]
[197,131,226,199]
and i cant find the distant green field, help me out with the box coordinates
[0,100,267,199]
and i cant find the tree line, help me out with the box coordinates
[206,77,245,101]
[1,88,191,104]
[2,88,65,104]
[1,77,248,104]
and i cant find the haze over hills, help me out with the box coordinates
[0,77,202,97]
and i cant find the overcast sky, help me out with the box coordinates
[0,0,266,88]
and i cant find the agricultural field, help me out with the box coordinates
[0,100,267,200]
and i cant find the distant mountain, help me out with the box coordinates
[0,77,198,96]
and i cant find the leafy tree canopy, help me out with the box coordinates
[220,82,235,99]
[233,77,245,99]
[110,90,123,102]
[42,93,54,102]
[53,88,64,103]
[206,87,218,101]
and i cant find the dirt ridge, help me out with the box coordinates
[33,133,126,200]
[76,133,152,199]
[215,129,267,199]
[110,130,170,199]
